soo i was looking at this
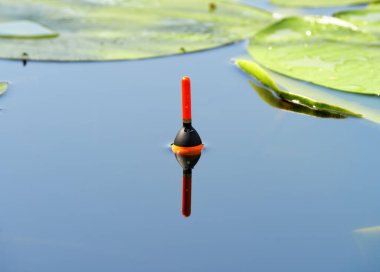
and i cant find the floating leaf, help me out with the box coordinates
[334,5,380,36]
[0,20,58,39]
[235,59,380,125]
[249,16,380,95]
[0,82,7,95]
[0,0,273,61]
[235,59,360,118]
[270,0,379,7]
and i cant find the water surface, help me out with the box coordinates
[0,1,380,272]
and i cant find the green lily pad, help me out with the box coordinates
[0,20,58,39]
[270,0,379,7]
[0,0,273,61]
[249,16,380,95]
[235,59,380,125]
[235,59,360,118]
[0,82,8,95]
[334,5,380,36]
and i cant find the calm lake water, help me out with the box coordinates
[0,1,380,272]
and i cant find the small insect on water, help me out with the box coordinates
[22,52,29,66]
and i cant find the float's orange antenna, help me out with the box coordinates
[172,76,203,153]
[182,76,192,124]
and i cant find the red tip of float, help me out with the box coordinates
[182,76,192,124]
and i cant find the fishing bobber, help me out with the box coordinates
[172,76,204,153]
[172,76,204,217]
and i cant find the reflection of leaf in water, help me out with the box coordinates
[235,59,360,118]
[0,82,7,95]
[249,81,347,119]
[355,226,380,234]
[0,0,273,61]
[249,15,380,95]
[354,226,380,269]
[271,0,378,7]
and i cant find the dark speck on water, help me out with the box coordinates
[21,52,29,67]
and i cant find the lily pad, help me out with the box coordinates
[0,0,273,61]
[0,82,8,95]
[270,0,379,7]
[249,16,380,95]
[0,20,58,39]
[235,59,360,118]
[334,5,380,36]
[235,59,380,125]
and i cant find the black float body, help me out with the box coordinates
[173,123,202,147]
[174,153,201,171]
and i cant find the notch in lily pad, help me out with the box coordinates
[0,20,58,39]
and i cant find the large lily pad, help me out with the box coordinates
[0,0,273,61]
[235,59,380,125]
[270,0,379,7]
[249,16,380,95]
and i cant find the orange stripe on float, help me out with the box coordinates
[171,144,204,156]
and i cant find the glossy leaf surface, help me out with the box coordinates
[335,5,380,36]
[249,16,380,95]
[236,59,380,125]
[0,0,272,61]
[235,59,360,118]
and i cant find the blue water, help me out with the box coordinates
[0,1,380,272]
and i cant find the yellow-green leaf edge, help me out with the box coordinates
[235,59,361,117]
[0,82,7,95]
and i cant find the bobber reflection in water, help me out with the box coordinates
[172,76,204,218]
